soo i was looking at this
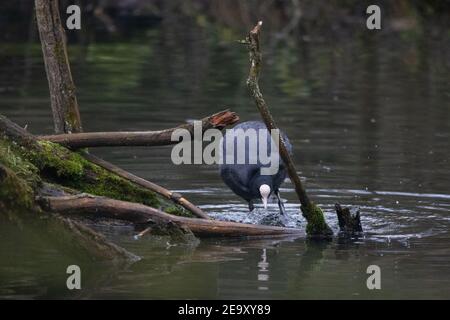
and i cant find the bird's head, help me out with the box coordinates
[250,175,274,209]
[259,184,271,209]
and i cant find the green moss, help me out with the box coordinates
[0,135,188,216]
[79,170,160,208]
[26,140,161,207]
[148,222,198,244]
[164,205,194,218]
[30,140,86,178]
[0,164,34,211]
[301,203,333,237]
[0,138,41,188]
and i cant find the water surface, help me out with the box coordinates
[0,19,449,299]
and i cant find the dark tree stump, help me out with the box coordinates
[335,203,363,234]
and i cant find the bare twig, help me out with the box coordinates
[243,21,332,237]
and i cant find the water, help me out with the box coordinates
[0,16,449,299]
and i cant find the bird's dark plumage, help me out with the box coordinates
[219,121,293,214]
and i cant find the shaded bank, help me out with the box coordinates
[1,1,449,42]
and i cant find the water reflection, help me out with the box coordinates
[257,249,269,290]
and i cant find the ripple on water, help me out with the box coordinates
[196,188,450,242]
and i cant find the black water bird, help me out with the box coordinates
[219,121,293,215]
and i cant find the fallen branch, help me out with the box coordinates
[0,114,37,148]
[82,153,211,219]
[243,21,333,237]
[1,113,213,219]
[38,109,239,149]
[0,114,191,216]
[37,110,240,219]
[40,194,304,238]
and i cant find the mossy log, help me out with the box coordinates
[38,109,239,220]
[1,114,304,244]
[0,114,187,215]
[81,153,211,219]
[0,114,197,260]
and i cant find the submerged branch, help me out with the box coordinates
[51,214,140,262]
[38,109,239,149]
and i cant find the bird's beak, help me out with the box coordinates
[261,196,268,209]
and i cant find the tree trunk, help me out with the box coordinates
[35,0,82,134]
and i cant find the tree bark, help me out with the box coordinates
[38,109,239,149]
[244,21,333,237]
[40,195,304,238]
[35,0,82,134]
